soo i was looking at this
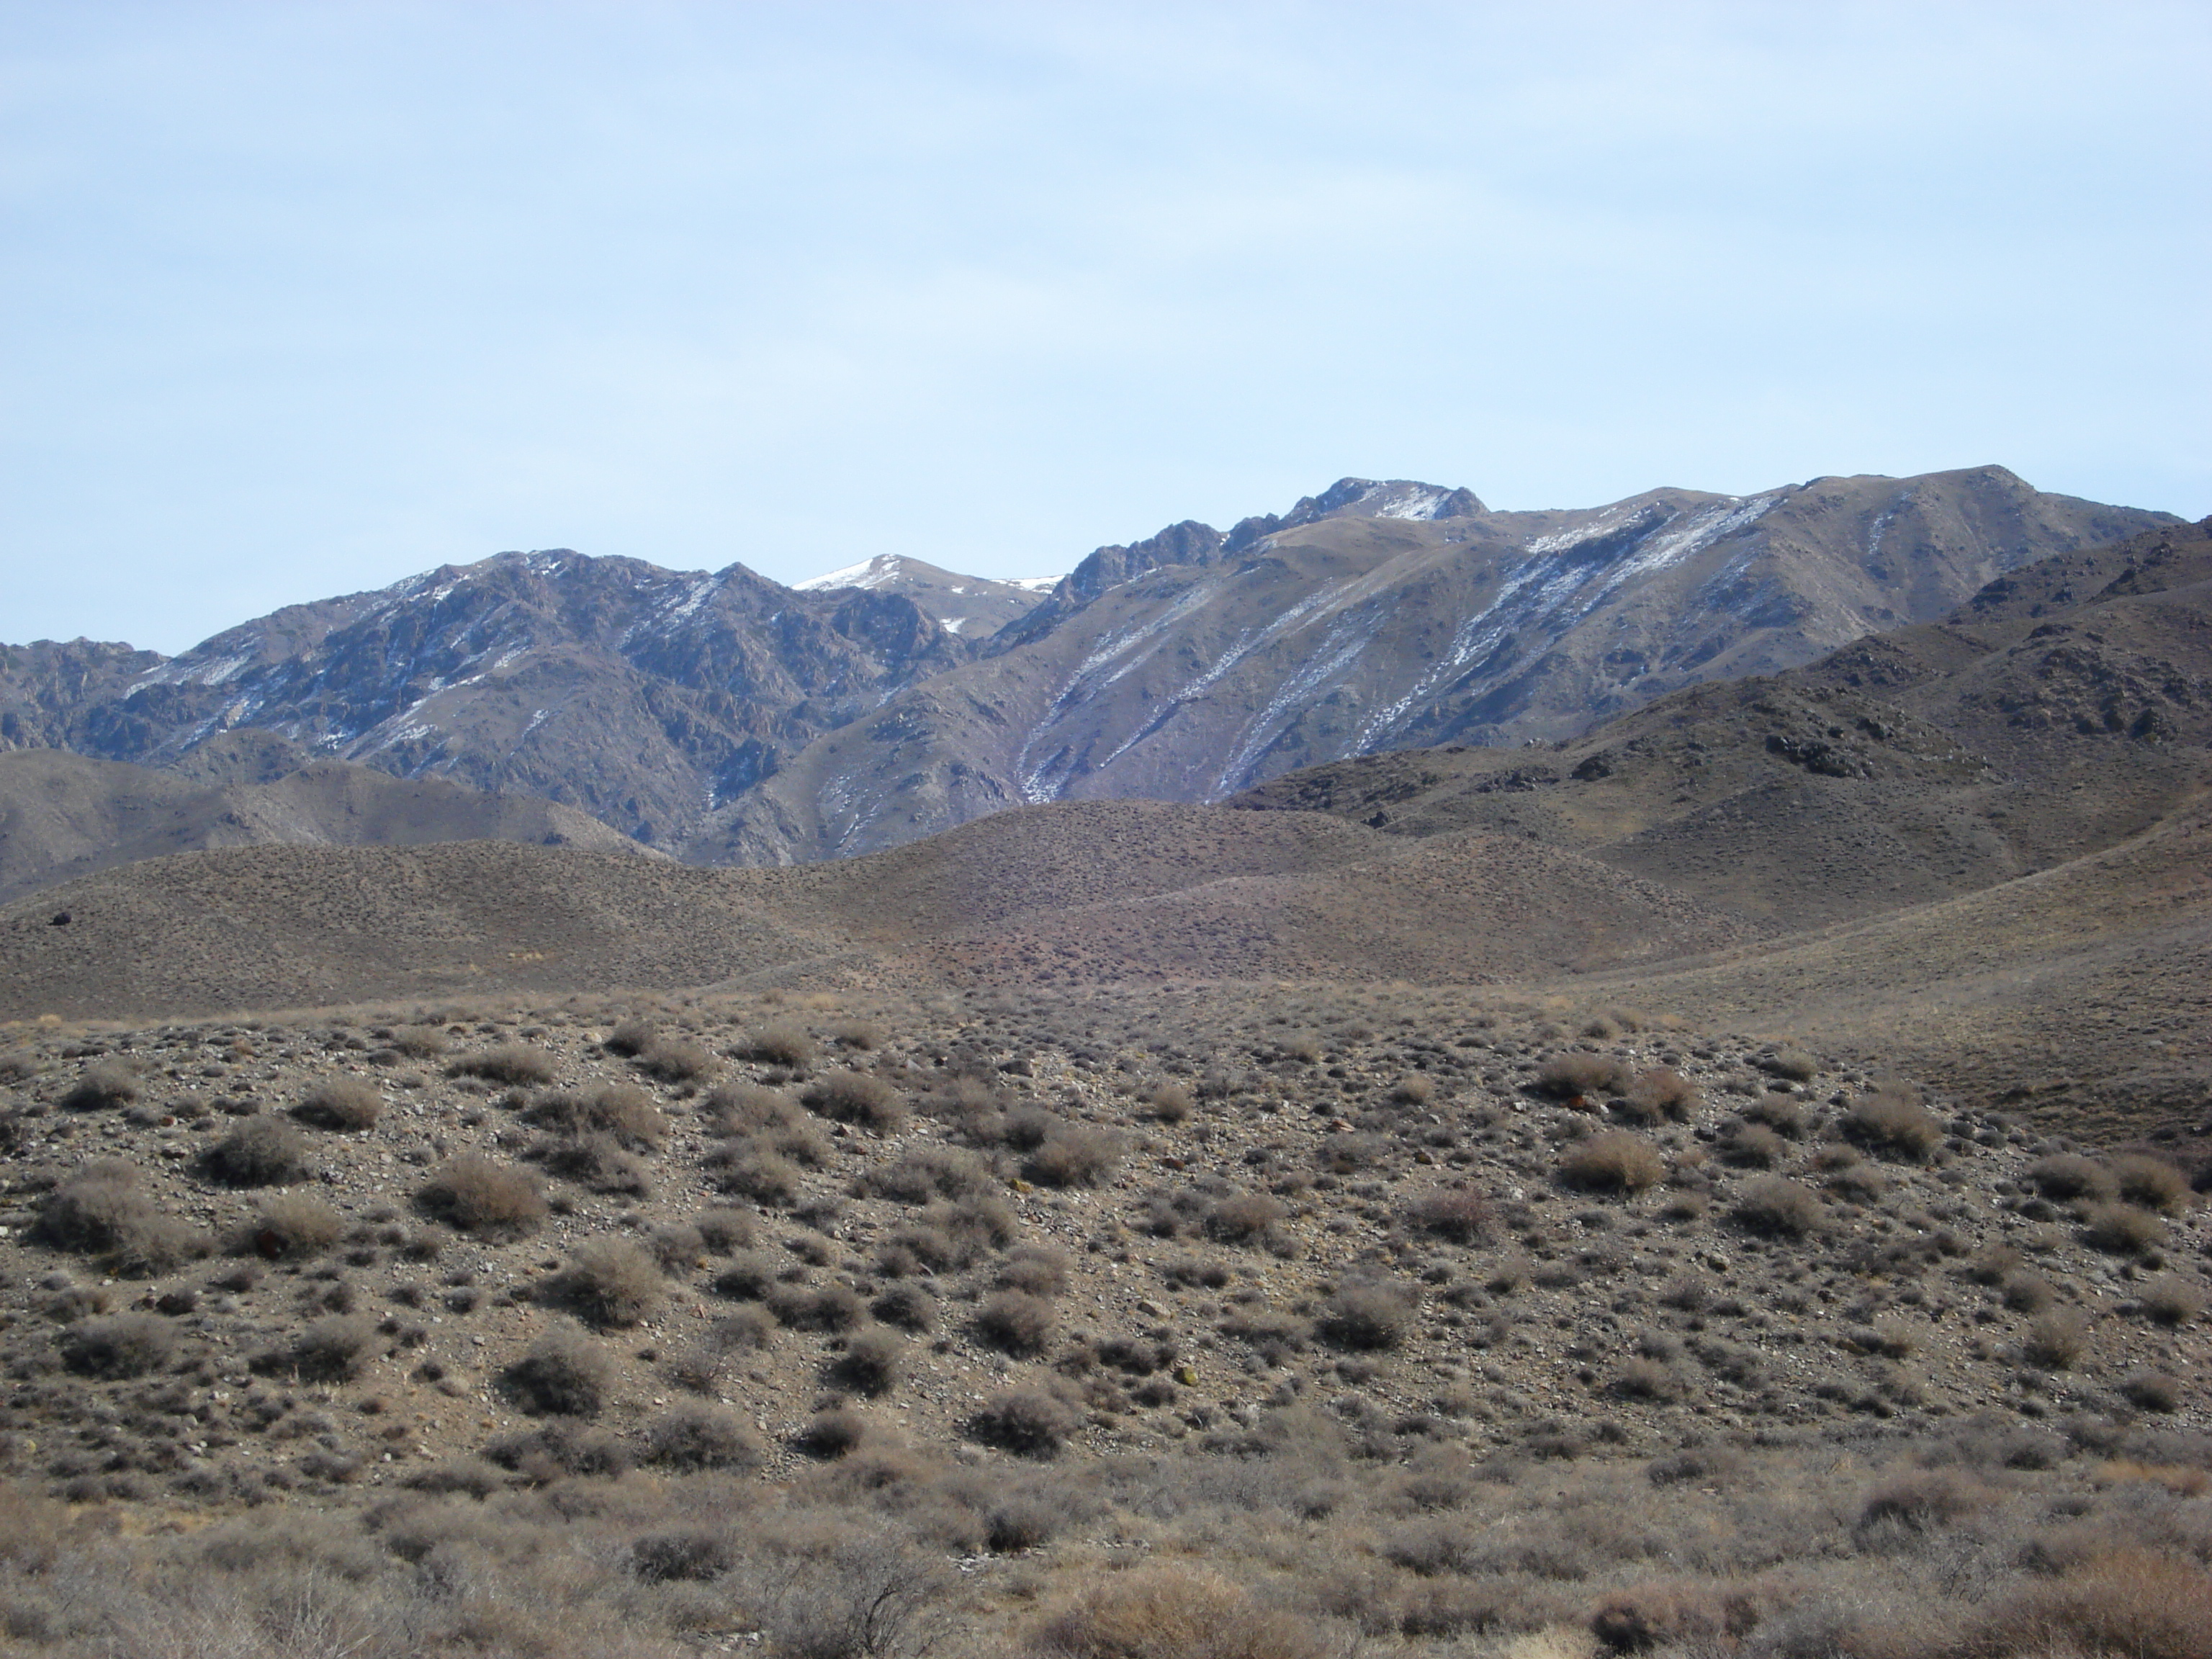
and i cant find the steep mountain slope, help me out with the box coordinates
[1,469,2173,878]
[1232,517,2212,930]
[2,551,969,848]
[795,553,1056,638]
[0,749,650,904]
[689,467,2172,863]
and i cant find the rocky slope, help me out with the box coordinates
[693,468,2174,862]
[0,469,2175,874]
[0,749,652,905]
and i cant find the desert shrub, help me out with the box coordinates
[631,1530,734,1583]
[1028,1125,1124,1188]
[2139,1276,2206,1326]
[387,1025,449,1058]
[665,1310,776,1393]
[833,1326,906,1395]
[1733,1177,1822,1237]
[694,1208,756,1251]
[971,1389,1075,1458]
[529,1082,669,1148]
[800,1407,867,1458]
[1843,1089,1943,1160]
[1407,1186,1493,1244]
[603,1017,656,1056]
[1612,1358,1684,1401]
[285,1315,379,1382]
[830,1017,883,1049]
[1031,1567,1331,1659]
[873,1282,938,1333]
[643,1403,763,1470]
[646,1220,704,1274]
[60,1061,140,1110]
[1956,1550,2212,1659]
[239,1193,344,1260]
[1622,1066,1699,1123]
[997,1244,1069,1298]
[769,1282,866,1332]
[745,1022,817,1066]
[1148,1084,1196,1124]
[504,1331,616,1416]
[1391,1073,1435,1105]
[204,1115,310,1186]
[976,1290,1056,1355]
[2028,1154,2115,1201]
[2003,1272,2056,1314]
[447,1043,556,1085]
[1591,1584,1757,1654]
[711,1251,778,1300]
[1741,1091,1808,1138]
[38,1159,165,1256]
[1558,1131,1665,1195]
[1320,1278,1418,1350]
[637,1035,718,1084]
[865,1145,993,1204]
[482,1420,633,1478]
[2111,1154,2189,1215]
[2023,1309,2090,1370]
[549,1236,662,1327]
[1205,1193,1286,1244]
[292,1076,382,1130]
[1536,1053,1635,1102]
[402,1458,504,1498]
[1720,1120,1786,1169]
[1760,1048,1820,1083]
[416,1154,546,1238]
[805,1069,906,1130]
[2120,1372,2183,1413]
[706,1139,802,1205]
[1858,1468,1995,1532]
[530,1132,651,1197]
[2080,1202,2168,1256]
[704,1082,802,1133]
[60,1313,176,1380]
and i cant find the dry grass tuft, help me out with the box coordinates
[415,1154,547,1238]
[1030,1567,1331,1659]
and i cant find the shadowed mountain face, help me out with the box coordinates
[0,468,2175,873]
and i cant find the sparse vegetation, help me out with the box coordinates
[293,1075,383,1129]
[415,1153,547,1237]
[203,1114,310,1186]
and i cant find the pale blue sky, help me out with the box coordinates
[5,1,2207,653]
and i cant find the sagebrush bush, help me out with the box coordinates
[1622,1066,1699,1123]
[2120,1371,2183,1412]
[873,1282,938,1333]
[2080,1202,2168,1256]
[204,1115,310,1186]
[1843,1089,1943,1160]
[745,1022,817,1066]
[1733,1177,1822,1237]
[643,1403,763,1470]
[504,1331,616,1416]
[523,1082,667,1148]
[1958,1548,2212,1659]
[239,1192,344,1260]
[1560,1130,1666,1194]
[865,1144,993,1204]
[482,1420,632,1478]
[1719,1120,1786,1169]
[1027,1125,1123,1188]
[2027,1153,2114,1201]
[1537,1053,1635,1102]
[1320,1278,1418,1350]
[60,1061,140,1111]
[2022,1309,2089,1370]
[1148,1084,1196,1124]
[707,1138,802,1205]
[997,1244,1070,1298]
[800,1406,867,1458]
[36,1160,197,1271]
[2138,1276,2206,1326]
[805,1069,907,1130]
[550,1236,662,1327]
[284,1315,379,1382]
[636,1035,718,1084]
[602,1017,656,1057]
[292,1076,382,1130]
[1031,1567,1331,1659]
[833,1325,906,1395]
[415,1154,546,1238]
[446,1043,557,1085]
[2111,1154,2189,1215]
[693,1207,756,1252]
[1205,1193,1286,1244]
[1407,1186,1493,1244]
[976,1290,1056,1355]
[971,1389,1074,1458]
[60,1313,176,1380]
[529,1131,651,1197]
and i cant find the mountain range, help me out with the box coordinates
[0,465,2176,874]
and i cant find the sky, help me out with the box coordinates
[4,1,2208,655]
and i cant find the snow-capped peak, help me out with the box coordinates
[794,555,905,593]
